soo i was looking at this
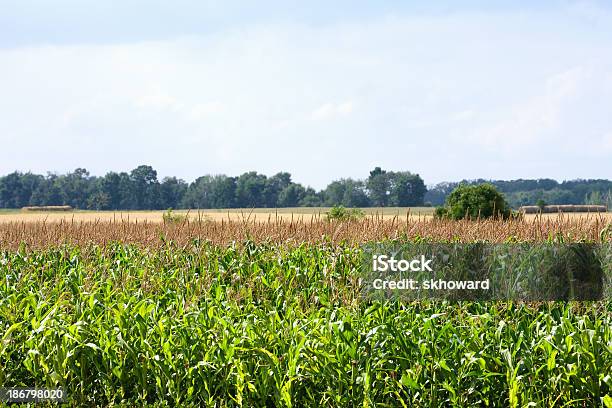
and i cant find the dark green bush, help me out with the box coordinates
[434,206,448,218]
[162,208,187,223]
[435,183,511,220]
[326,205,365,221]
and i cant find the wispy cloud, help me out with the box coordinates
[311,101,353,121]
[458,64,607,152]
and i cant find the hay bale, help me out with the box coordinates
[519,206,540,214]
[21,205,73,212]
[519,204,607,214]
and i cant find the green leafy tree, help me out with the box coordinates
[322,179,369,207]
[366,167,389,206]
[235,172,267,208]
[87,192,110,210]
[388,171,427,206]
[160,177,188,209]
[209,176,238,208]
[438,183,511,220]
[30,174,63,206]
[130,165,160,209]
[0,172,44,207]
[117,172,136,209]
[263,172,292,207]
[2,166,611,211]
[341,180,370,207]
[56,168,91,209]
[322,180,346,206]
[182,175,237,208]
[278,184,306,207]
[299,187,322,207]
[97,172,122,209]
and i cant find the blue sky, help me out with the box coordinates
[1,1,611,188]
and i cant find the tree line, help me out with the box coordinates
[1,166,610,210]
[425,179,612,209]
[0,166,426,210]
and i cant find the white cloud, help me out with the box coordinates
[458,64,603,151]
[564,0,612,25]
[133,87,225,121]
[311,101,353,121]
[134,89,184,112]
[187,102,225,120]
[451,110,475,121]
[602,132,612,152]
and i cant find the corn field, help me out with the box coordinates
[1,218,611,406]
[0,214,610,248]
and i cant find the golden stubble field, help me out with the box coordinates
[0,207,438,223]
[0,207,610,224]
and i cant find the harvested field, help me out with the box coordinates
[0,207,434,224]
[0,207,610,225]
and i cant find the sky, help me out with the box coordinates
[1,1,611,189]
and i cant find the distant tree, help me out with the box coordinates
[1,166,610,210]
[584,191,605,205]
[536,179,559,191]
[424,182,459,206]
[322,180,345,206]
[388,171,427,206]
[130,165,160,209]
[55,168,92,209]
[235,172,267,208]
[160,177,188,209]
[299,187,322,207]
[263,172,292,207]
[182,176,209,208]
[98,172,122,209]
[209,175,237,208]
[366,167,390,206]
[341,180,370,207]
[278,184,306,207]
[87,192,110,210]
[115,172,135,209]
[182,175,237,208]
[322,179,369,207]
[0,172,44,208]
[30,174,63,206]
